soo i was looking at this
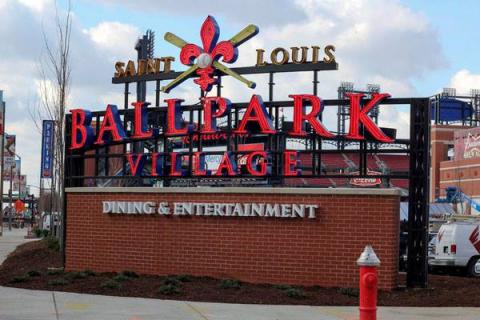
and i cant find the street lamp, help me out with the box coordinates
[7,153,21,231]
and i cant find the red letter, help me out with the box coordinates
[192,152,209,176]
[165,98,194,136]
[94,105,126,145]
[202,97,230,134]
[283,151,300,176]
[151,153,164,176]
[70,109,94,150]
[235,95,275,134]
[345,93,393,143]
[289,94,333,138]
[169,152,185,176]
[215,152,237,176]
[131,101,153,139]
[126,153,145,176]
[246,151,269,176]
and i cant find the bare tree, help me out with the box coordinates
[31,0,72,250]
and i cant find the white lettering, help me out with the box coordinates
[174,203,183,215]
[292,204,305,218]
[102,201,318,219]
[280,204,292,218]
[225,204,235,216]
[102,201,113,214]
[306,204,318,218]
[214,203,224,216]
[182,203,193,215]
[265,203,280,217]
[118,202,127,214]
[133,202,143,214]
[232,203,244,216]
[205,203,215,216]
[251,203,265,217]
[142,202,156,214]
[158,202,170,215]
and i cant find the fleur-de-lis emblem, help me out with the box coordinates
[180,16,237,91]
[162,16,258,93]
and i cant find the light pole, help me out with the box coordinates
[7,165,12,231]
[0,93,5,236]
[7,153,21,231]
[26,185,39,231]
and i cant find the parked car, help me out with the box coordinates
[428,235,437,258]
[429,220,480,277]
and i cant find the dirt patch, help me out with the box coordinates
[1,240,479,306]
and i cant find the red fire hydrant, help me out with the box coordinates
[357,245,380,320]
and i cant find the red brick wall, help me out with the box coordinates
[66,190,400,290]
[430,125,472,201]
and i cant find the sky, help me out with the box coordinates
[1,0,480,195]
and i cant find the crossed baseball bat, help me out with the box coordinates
[161,24,258,93]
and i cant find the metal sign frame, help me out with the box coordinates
[65,60,430,288]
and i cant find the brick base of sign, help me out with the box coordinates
[65,187,400,290]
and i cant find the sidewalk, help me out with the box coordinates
[1,229,479,320]
[1,286,479,320]
[0,227,34,262]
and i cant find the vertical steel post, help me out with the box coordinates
[62,115,69,265]
[407,98,430,288]
[8,165,12,231]
[122,83,129,180]
[0,96,5,235]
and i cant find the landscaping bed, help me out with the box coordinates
[1,239,480,306]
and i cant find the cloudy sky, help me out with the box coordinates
[0,0,479,193]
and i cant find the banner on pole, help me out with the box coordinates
[0,101,4,136]
[13,174,26,193]
[41,120,55,178]
[4,134,15,156]
[3,157,19,181]
[3,134,16,179]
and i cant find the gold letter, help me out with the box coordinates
[125,60,136,77]
[323,45,336,63]
[256,49,266,67]
[146,59,156,74]
[114,61,125,78]
[311,46,320,63]
[271,47,289,65]
[137,59,147,75]
[154,58,162,72]
[160,57,175,73]
[290,46,308,64]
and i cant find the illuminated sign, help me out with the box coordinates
[112,16,335,93]
[70,92,393,177]
[70,15,395,180]
[349,170,382,187]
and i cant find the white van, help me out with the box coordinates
[429,220,480,277]
[41,212,60,231]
